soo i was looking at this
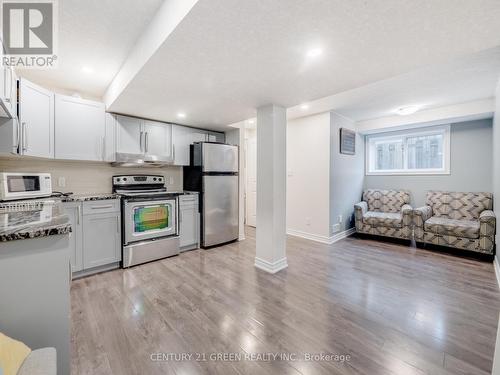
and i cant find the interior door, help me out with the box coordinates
[203,175,238,246]
[116,115,143,154]
[19,78,54,158]
[143,120,172,157]
[245,134,257,227]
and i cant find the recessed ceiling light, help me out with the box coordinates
[300,104,310,110]
[306,48,323,58]
[395,105,420,116]
[177,112,186,119]
[81,66,93,74]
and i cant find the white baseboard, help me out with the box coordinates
[286,227,355,245]
[254,257,288,274]
[494,256,500,289]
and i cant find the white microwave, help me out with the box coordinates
[0,172,53,201]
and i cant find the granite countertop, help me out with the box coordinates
[58,193,119,202]
[0,200,71,242]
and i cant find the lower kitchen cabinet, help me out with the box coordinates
[64,202,83,272]
[179,194,200,251]
[63,199,121,278]
[83,211,121,269]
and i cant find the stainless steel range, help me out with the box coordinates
[113,175,180,268]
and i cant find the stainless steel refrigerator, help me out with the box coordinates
[183,142,239,248]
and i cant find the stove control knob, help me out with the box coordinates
[123,177,127,181]
[153,177,157,181]
[116,178,121,182]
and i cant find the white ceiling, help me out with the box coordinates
[18,0,164,99]
[107,0,500,130]
[289,46,500,121]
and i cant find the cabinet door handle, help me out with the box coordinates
[90,204,113,209]
[116,216,119,233]
[77,205,81,225]
[101,136,105,161]
[172,144,175,160]
[15,119,20,151]
[139,131,144,152]
[22,122,27,152]
[145,132,149,153]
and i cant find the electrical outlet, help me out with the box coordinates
[58,177,66,188]
[332,223,340,233]
[338,214,343,223]
[169,176,174,185]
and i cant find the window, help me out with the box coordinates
[366,125,450,175]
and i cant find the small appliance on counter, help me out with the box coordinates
[113,175,181,268]
[0,172,52,201]
[183,142,239,248]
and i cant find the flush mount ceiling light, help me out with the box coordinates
[300,104,310,110]
[395,105,420,116]
[81,66,93,74]
[248,119,255,124]
[306,48,323,58]
[177,112,186,119]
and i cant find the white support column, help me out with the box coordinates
[255,104,287,273]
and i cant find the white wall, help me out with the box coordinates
[330,112,365,233]
[286,113,331,239]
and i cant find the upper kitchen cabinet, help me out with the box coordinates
[104,113,116,162]
[0,43,17,119]
[172,124,193,166]
[143,120,172,159]
[172,125,225,166]
[55,94,106,161]
[115,115,143,154]
[18,78,54,158]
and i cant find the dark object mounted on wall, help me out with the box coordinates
[340,128,356,155]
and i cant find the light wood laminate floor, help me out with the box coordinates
[71,228,500,375]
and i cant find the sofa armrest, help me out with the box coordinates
[413,206,432,230]
[401,204,413,214]
[17,348,56,375]
[479,210,496,253]
[354,201,367,221]
[480,210,496,225]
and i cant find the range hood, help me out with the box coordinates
[112,153,174,168]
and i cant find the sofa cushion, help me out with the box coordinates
[363,190,410,213]
[426,191,492,220]
[424,216,479,239]
[363,211,402,228]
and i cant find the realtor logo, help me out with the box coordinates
[1,0,58,68]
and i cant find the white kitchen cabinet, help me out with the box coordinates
[172,124,194,166]
[82,204,121,269]
[18,78,54,158]
[116,115,143,154]
[179,194,199,251]
[172,126,225,166]
[104,113,116,162]
[143,120,172,158]
[63,202,83,272]
[55,94,106,161]
[0,44,16,119]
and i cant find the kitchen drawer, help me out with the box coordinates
[83,199,120,215]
